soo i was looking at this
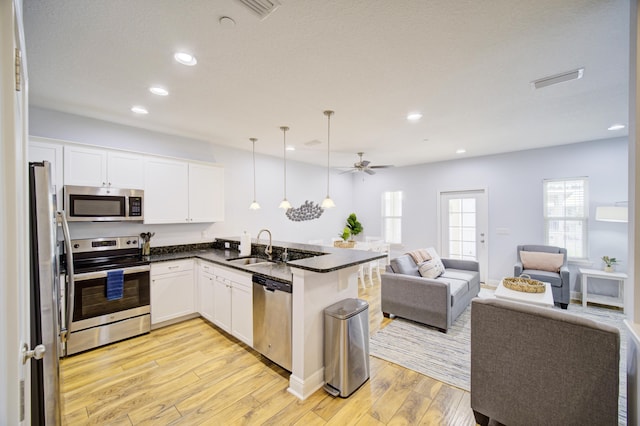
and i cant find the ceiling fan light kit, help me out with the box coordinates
[340,152,394,175]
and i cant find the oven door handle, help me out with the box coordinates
[57,211,74,346]
[73,265,151,282]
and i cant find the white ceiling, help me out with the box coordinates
[23,0,629,168]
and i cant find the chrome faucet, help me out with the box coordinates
[256,228,273,260]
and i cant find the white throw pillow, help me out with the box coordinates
[418,258,445,279]
[520,251,564,273]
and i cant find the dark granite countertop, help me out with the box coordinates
[148,237,386,284]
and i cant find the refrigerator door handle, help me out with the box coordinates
[57,211,74,345]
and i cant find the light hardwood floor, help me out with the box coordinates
[60,271,476,425]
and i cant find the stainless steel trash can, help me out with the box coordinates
[323,298,370,397]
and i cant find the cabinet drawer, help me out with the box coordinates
[152,259,194,276]
[199,260,216,276]
[215,265,250,287]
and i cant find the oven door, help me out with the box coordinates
[70,265,150,332]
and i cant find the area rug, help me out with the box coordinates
[369,291,627,424]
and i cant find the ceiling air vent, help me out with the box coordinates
[236,0,281,19]
[531,68,584,89]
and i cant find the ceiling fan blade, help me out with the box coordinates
[370,165,394,169]
[339,169,358,174]
[364,168,376,175]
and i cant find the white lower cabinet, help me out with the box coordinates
[152,259,252,345]
[150,259,195,325]
[212,266,253,346]
[198,261,216,323]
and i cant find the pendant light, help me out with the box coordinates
[279,126,292,209]
[249,138,260,210]
[321,110,336,208]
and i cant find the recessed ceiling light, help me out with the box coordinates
[131,106,148,114]
[456,148,466,154]
[174,52,197,66]
[608,124,626,131]
[149,86,169,96]
[286,145,295,151]
[407,112,423,121]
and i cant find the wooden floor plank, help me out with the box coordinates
[419,385,467,425]
[59,269,476,425]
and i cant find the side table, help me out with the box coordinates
[579,267,627,310]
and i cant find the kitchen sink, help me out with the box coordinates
[226,256,275,267]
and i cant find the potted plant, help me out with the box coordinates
[340,227,351,242]
[333,227,355,248]
[346,213,363,240]
[602,256,618,273]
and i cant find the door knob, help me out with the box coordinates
[22,343,46,364]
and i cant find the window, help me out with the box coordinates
[543,177,588,259]
[447,197,477,261]
[382,191,402,244]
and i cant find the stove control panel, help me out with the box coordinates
[70,236,141,253]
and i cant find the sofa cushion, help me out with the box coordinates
[389,255,420,276]
[435,277,469,307]
[522,269,563,288]
[440,269,475,289]
[520,251,564,272]
[418,258,444,279]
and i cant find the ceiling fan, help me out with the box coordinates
[339,152,393,175]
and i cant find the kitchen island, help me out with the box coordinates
[149,237,386,400]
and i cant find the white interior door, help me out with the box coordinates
[439,190,488,283]
[1,0,30,422]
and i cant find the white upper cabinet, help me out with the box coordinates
[145,158,224,224]
[64,145,144,189]
[29,138,64,211]
[106,151,145,189]
[188,163,224,223]
[144,157,189,224]
[64,145,106,187]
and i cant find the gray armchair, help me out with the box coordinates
[471,298,619,425]
[515,244,570,309]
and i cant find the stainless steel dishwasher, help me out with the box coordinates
[252,275,292,371]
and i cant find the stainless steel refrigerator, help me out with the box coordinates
[28,161,62,424]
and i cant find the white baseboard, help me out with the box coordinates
[288,368,325,400]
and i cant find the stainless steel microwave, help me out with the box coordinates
[64,185,144,222]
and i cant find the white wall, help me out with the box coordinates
[30,107,629,296]
[29,107,355,246]
[353,137,629,293]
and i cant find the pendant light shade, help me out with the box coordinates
[279,126,292,209]
[249,138,260,210]
[321,110,336,208]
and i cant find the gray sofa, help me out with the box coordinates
[471,298,619,425]
[381,250,480,331]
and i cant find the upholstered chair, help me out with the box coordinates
[514,244,570,309]
[471,298,619,425]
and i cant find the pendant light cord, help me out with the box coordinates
[251,138,257,201]
[326,111,332,193]
[281,126,289,199]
